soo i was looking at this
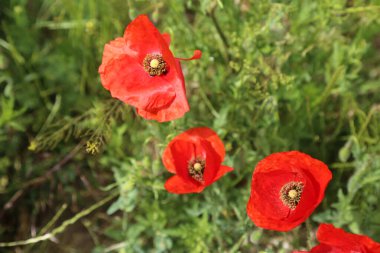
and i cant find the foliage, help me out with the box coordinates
[1,0,380,252]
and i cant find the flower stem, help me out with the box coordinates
[306,219,313,248]
[208,7,231,62]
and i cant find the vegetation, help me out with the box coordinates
[1,0,380,252]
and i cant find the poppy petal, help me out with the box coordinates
[123,15,171,59]
[247,171,302,231]
[309,245,335,253]
[246,151,332,231]
[162,127,233,194]
[287,151,332,200]
[165,175,204,194]
[98,37,129,89]
[162,127,225,173]
[135,59,189,121]
[100,54,176,112]
[195,139,221,185]
[162,144,176,174]
[316,224,380,252]
[173,127,225,160]
[123,15,180,84]
[289,171,321,223]
[213,165,234,181]
[99,15,200,122]
[161,33,171,46]
[168,140,195,180]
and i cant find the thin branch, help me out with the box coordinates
[209,8,229,49]
[0,191,118,247]
[1,142,84,216]
[38,204,68,236]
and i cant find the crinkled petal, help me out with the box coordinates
[123,15,172,61]
[99,15,191,120]
[98,37,130,89]
[162,127,228,174]
[162,127,226,174]
[310,245,340,253]
[165,175,204,194]
[169,127,225,160]
[135,59,189,121]
[196,139,221,186]
[213,165,234,182]
[168,140,195,180]
[316,224,380,252]
[100,54,176,111]
[247,151,332,231]
[287,151,332,204]
[162,143,177,174]
[247,170,308,231]
[161,33,171,46]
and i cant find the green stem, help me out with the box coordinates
[199,88,219,118]
[306,219,313,249]
[208,7,231,62]
[38,204,68,236]
[0,192,118,247]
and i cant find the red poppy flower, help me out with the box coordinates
[293,224,380,253]
[246,151,332,231]
[162,127,234,194]
[98,15,201,122]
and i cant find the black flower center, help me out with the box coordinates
[188,157,206,183]
[280,181,304,210]
[143,54,167,76]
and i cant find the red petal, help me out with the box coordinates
[165,175,204,194]
[98,37,128,89]
[247,170,303,231]
[247,151,332,231]
[288,151,332,201]
[172,127,225,160]
[176,50,202,61]
[123,15,171,61]
[214,165,234,181]
[136,59,189,121]
[162,33,171,46]
[162,143,176,174]
[309,245,336,253]
[316,224,380,252]
[99,15,190,121]
[162,127,227,178]
[168,140,195,181]
[100,54,176,112]
[123,15,180,83]
[196,139,221,185]
[162,128,233,191]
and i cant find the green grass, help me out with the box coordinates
[1,0,380,252]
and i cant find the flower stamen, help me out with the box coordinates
[280,181,304,210]
[143,54,167,76]
[188,158,206,183]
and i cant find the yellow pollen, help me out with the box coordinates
[150,59,159,68]
[288,190,298,199]
[193,163,202,171]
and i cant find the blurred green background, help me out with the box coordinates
[1,0,380,252]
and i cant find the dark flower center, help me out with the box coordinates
[143,54,167,76]
[188,157,206,183]
[280,181,304,210]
